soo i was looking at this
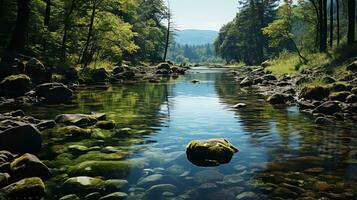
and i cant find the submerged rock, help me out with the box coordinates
[144,184,177,199]
[0,124,42,154]
[96,120,115,130]
[99,192,128,200]
[55,114,98,127]
[34,82,73,103]
[1,177,45,199]
[62,176,105,195]
[186,139,239,166]
[70,161,131,178]
[313,101,342,115]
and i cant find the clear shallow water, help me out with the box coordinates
[24,68,357,199]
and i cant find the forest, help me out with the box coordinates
[0,0,357,200]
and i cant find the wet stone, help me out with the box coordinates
[99,192,128,200]
[235,191,258,200]
[194,170,224,183]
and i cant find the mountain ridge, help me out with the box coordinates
[174,29,219,45]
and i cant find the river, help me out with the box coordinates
[24,67,357,199]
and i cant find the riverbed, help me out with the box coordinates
[24,67,357,199]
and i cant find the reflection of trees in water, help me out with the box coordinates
[213,72,357,194]
[74,82,174,130]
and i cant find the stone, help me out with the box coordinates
[299,86,330,101]
[55,114,98,127]
[157,63,171,71]
[113,66,126,74]
[263,74,277,81]
[10,153,50,181]
[298,100,315,110]
[194,170,223,183]
[0,74,31,98]
[63,67,79,82]
[267,93,290,105]
[240,78,252,87]
[186,139,238,166]
[235,192,258,200]
[0,124,42,154]
[313,101,342,115]
[104,179,128,192]
[346,94,357,103]
[329,83,349,92]
[99,192,128,200]
[144,184,177,199]
[60,194,80,200]
[0,173,10,188]
[137,174,163,187]
[346,60,357,71]
[313,181,331,191]
[70,161,131,178]
[91,68,109,82]
[34,83,73,103]
[329,92,351,102]
[122,71,135,80]
[36,120,56,131]
[352,87,357,95]
[85,192,102,200]
[52,126,91,140]
[25,58,51,83]
[62,176,105,195]
[223,174,244,184]
[96,120,115,130]
[1,177,45,199]
[191,80,200,84]
[322,76,336,84]
[315,117,334,124]
[233,103,247,108]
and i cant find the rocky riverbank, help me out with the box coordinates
[231,60,357,124]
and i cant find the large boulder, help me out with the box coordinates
[51,126,91,140]
[55,114,98,127]
[329,92,351,102]
[157,63,171,71]
[299,86,330,101]
[0,124,42,154]
[313,101,342,115]
[346,60,357,71]
[24,58,51,84]
[0,74,31,98]
[10,153,50,181]
[0,177,45,199]
[112,66,126,74]
[267,93,293,105]
[91,68,109,82]
[34,83,73,103]
[186,139,239,167]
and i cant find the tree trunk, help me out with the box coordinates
[44,0,51,26]
[336,0,340,45]
[348,0,355,44]
[60,0,75,61]
[321,0,327,51]
[309,0,320,50]
[2,0,31,63]
[163,2,171,62]
[81,1,96,67]
[329,0,333,47]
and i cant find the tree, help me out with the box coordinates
[348,0,355,44]
[44,0,51,26]
[329,0,333,47]
[2,0,31,63]
[336,0,340,45]
[263,0,307,63]
[163,0,172,62]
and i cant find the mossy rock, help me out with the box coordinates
[186,139,239,167]
[96,120,115,130]
[55,114,98,127]
[328,82,349,92]
[52,126,91,140]
[1,177,45,199]
[69,161,131,178]
[321,76,336,84]
[329,92,351,102]
[62,176,105,196]
[346,61,357,71]
[0,74,31,97]
[10,153,51,181]
[99,192,128,200]
[59,194,80,200]
[299,86,330,101]
[156,63,171,71]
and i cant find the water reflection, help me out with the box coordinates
[19,68,357,199]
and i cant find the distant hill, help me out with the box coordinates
[174,29,218,45]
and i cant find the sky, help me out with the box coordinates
[169,0,238,31]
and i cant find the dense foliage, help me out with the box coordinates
[167,43,222,64]
[0,0,168,69]
[215,0,357,65]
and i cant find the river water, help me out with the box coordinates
[25,68,357,199]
